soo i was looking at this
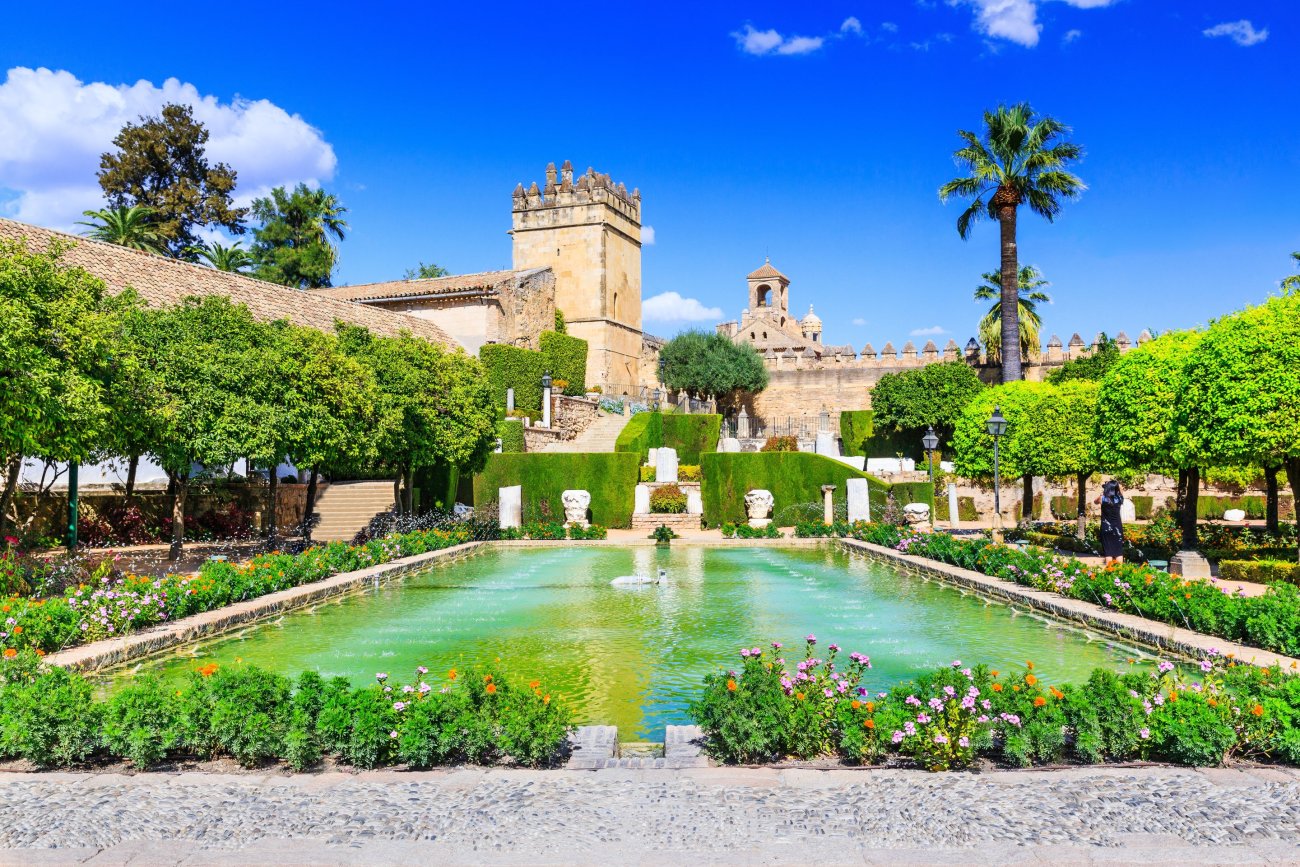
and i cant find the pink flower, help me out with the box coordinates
[806,634,817,645]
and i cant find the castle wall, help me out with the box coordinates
[372,298,501,356]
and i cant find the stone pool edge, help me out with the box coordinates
[840,538,1300,670]
[46,541,488,672]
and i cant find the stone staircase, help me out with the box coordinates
[538,411,631,453]
[310,480,395,542]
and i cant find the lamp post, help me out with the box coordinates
[986,407,1007,542]
[652,387,661,409]
[541,371,553,429]
[922,425,939,486]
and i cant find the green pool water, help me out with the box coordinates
[105,545,1160,739]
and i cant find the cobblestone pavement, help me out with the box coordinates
[3,766,1300,865]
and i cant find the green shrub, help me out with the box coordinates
[102,675,179,768]
[1148,692,1236,767]
[498,419,525,453]
[720,522,783,539]
[472,453,639,528]
[650,484,687,514]
[187,666,292,768]
[481,344,546,413]
[539,331,588,397]
[567,524,608,540]
[0,658,101,766]
[1220,560,1299,585]
[838,410,874,458]
[679,464,701,483]
[1131,495,1154,520]
[934,495,979,523]
[660,414,721,464]
[700,452,891,527]
[761,435,798,452]
[614,411,661,460]
[889,481,936,515]
[639,466,656,482]
[651,525,677,543]
[522,521,566,540]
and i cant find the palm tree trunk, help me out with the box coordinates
[997,202,1022,383]
[1264,465,1280,536]
[1181,467,1200,551]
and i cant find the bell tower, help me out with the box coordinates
[510,161,643,390]
[747,258,789,314]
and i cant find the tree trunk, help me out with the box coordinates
[996,198,1022,383]
[124,454,139,500]
[265,466,279,540]
[1264,465,1280,536]
[404,466,415,514]
[1076,472,1088,540]
[1021,474,1034,520]
[303,467,320,543]
[168,471,188,561]
[1181,466,1200,551]
[0,454,21,534]
[394,473,404,515]
[1286,457,1300,564]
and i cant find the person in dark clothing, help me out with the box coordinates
[1094,480,1125,567]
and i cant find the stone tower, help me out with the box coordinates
[748,258,789,315]
[510,161,643,391]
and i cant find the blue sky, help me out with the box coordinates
[1,1,1296,350]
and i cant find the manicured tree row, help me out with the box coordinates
[0,651,571,770]
[692,638,1299,769]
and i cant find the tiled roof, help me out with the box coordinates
[747,259,787,281]
[0,217,461,348]
[314,269,546,302]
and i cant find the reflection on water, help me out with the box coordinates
[101,545,1160,740]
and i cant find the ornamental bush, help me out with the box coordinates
[761,435,798,452]
[650,484,687,514]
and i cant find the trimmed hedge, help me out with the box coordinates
[615,412,721,464]
[934,494,979,523]
[539,331,588,396]
[838,409,920,459]
[699,452,903,527]
[889,481,935,515]
[1220,560,1300,585]
[1196,495,1294,521]
[615,410,661,460]
[498,419,525,453]
[838,410,874,458]
[472,453,639,528]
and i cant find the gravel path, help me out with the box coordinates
[3,766,1300,865]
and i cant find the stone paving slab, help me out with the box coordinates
[2,766,1300,865]
[840,538,1300,670]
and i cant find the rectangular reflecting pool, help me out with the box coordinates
[104,545,1160,739]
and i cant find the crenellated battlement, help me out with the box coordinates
[512,160,641,226]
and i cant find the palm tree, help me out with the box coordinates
[194,241,255,273]
[76,205,167,255]
[939,103,1085,382]
[1284,252,1300,292]
[975,265,1051,360]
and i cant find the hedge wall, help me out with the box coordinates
[1195,495,1295,521]
[472,453,639,528]
[498,419,525,453]
[890,480,936,514]
[839,411,874,458]
[539,331,589,396]
[935,494,979,522]
[415,463,460,512]
[700,452,910,527]
[838,409,920,459]
[1219,560,1299,585]
[615,411,661,461]
[661,414,721,464]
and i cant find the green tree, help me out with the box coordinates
[950,380,1048,521]
[194,241,255,274]
[1178,292,1300,559]
[97,103,245,259]
[1047,333,1122,384]
[975,265,1051,360]
[659,331,768,410]
[939,103,1085,383]
[76,205,167,255]
[1095,331,1204,549]
[403,262,450,279]
[0,240,123,530]
[1283,252,1300,292]
[869,361,985,447]
[338,326,496,514]
[250,184,348,289]
[1018,381,1100,537]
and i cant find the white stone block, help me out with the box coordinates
[686,490,703,515]
[815,431,838,456]
[846,478,870,523]
[835,455,866,471]
[1170,550,1212,579]
[634,484,651,515]
[1223,508,1246,522]
[656,447,679,484]
[721,437,741,453]
[499,485,522,529]
[647,448,658,466]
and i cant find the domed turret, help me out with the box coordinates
[800,305,822,342]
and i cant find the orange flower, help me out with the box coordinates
[1,604,8,613]
[543,694,550,704]
[1050,687,1064,700]
[11,626,20,635]
[1208,698,1218,708]
[992,683,1004,692]
[34,648,44,657]
[484,674,493,683]
[529,680,540,689]
[198,662,218,677]
[851,700,861,710]
[2,648,15,658]
[486,683,497,694]
[448,669,458,681]
[796,691,806,701]
[1026,661,1035,670]
[865,701,876,713]
[726,679,738,692]
[990,670,1000,677]
[1251,704,1264,717]
[1168,691,1178,703]
[1013,685,1022,692]
[1033,696,1047,707]
[863,719,876,729]
[1025,674,1038,687]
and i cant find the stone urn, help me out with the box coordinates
[562,489,591,527]
[745,489,774,528]
[903,502,932,534]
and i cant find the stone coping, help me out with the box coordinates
[45,541,487,673]
[840,538,1300,670]
[492,536,826,548]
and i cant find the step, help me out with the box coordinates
[564,725,708,769]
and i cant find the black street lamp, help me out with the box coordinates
[922,425,939,485]
[541,371,552,391]
[986,407,1008,541]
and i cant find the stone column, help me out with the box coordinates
[846,478,870,523]
[506,387,515,412]
[947,482,960,529]
[737,407,751,439]
[541,386,552,428]
[499,486,522,529]
[821,485,836,524]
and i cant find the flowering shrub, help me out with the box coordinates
[693,639,1300,770]
[0,651,572,769]
[760,436,798,452]
[850,523,1300,658]
[649,484,687,514]
[793,520,854,538]
[0,526,474,656]
[720,522,783,539]
[566,523,608,541]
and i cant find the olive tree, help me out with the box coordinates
[951,381,1048,521]
[659,330,768,410]
[870,361,985,447]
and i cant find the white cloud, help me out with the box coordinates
[910,325,948,336]
[642,291,724,323]
[1203,20,1269,47]
[1062,28,1083,43]
[0,67,337,230]
[950,0,1115,48]
[851,317,867,326]
[642,225,656,245]
[881,21,900,33]
[733,24,825,56]
[841,17,863,35]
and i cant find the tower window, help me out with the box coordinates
[750,332,755,340]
